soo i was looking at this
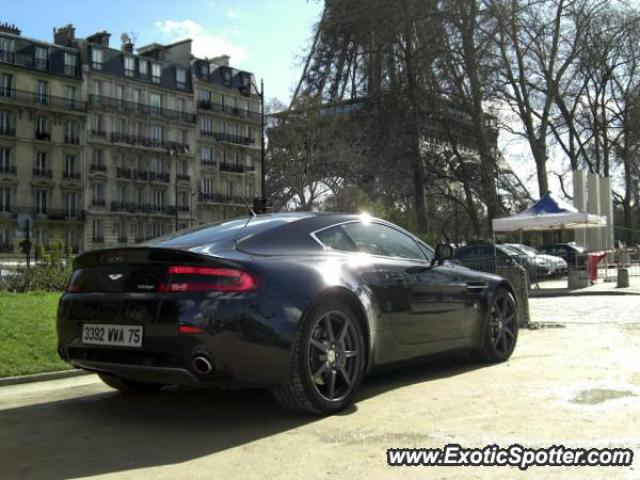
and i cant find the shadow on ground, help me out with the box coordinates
[0,355,486,479]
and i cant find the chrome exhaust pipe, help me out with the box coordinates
[192,356,213,375]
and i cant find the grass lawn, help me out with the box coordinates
[0,292,69,377]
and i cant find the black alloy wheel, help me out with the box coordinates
[478,288,518,362]
[272,299,365,414]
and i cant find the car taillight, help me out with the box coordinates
[66,270,82,292]
[158,265,260,292]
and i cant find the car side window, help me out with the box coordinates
[341,222,425,260]
[315,225,358,252]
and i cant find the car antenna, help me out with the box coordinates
[239,194,257,228]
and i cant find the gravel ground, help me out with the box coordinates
[0,296,638,480]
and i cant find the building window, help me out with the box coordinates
[36,80,49,104]
[92,149,105,169]
[178,191,188,208]
[35,151,47,175]
[177,98,185,113]
[150,125,163,143]
[0,73,12,97]
[0,36,16,63]
[0,148,10,172]
[151,63,162,83]
[92,183,105,204]
[117,183,128,202]
[199,116,213,134]
[35,189,48,214]
[124,56,135,77]
[151,157,164,174]
[35,115,50,140]
[65,85,77,109]
[149,93,162,114]
[222,67,232,87]
[91,79,102,98]
[0,186,11,213]
[200,63,209,77]
[92,220,104,242]
[202,177,214,194]
[200,147,214,165]
[63,51,77,76]
[115,84,124,106]
[64,120,79,144]
[0,110,12,135]
[35,46,48,71]
[64,191,78,215]
[152,189,166,209]
[91,48,104,70]
[132,121,142,137]
[139,60,148,76]
[176,68,186,89]
[198,89,211,105]
[64,154,76,177]
[181,129,189,146]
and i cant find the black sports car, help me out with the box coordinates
[57,213,519,414]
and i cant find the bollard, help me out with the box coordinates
[617,268,630,288]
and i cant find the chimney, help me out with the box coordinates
[53,24,75,47]
[120,33,134,53]
[87,30,111,48]
[0,22,21,36]
[210,55,230,66]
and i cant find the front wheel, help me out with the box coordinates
[272,299,366,415]
[98,373,163,393]
[478,288,519,363]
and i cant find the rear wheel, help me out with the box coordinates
[98,373,163,393]
[272,299,366,415]
[478,288,518,363]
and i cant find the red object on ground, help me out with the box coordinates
[587,252,607,283]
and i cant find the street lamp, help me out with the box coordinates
[239,77,266,213]
[166,142,190,231]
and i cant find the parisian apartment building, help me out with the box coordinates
[0,22,261,254]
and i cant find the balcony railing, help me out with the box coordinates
[0,51,80,78]
[198,192,245,205]
[32,168,52,178]
[0,87,86,111]
[90,129,107,138]
[34,131,51,141]
[109,132,190,153]
[200,130,255,146]
[88,94,196,123]
[8,207,85,221]
[93,236,104,243]
[148,171,170,183]
[91,199,106,207]
[116,167,132,179]
[220,163,246,173]
[110,202,180,216]
[90,164,107,173]
[0,126,15,136]
[62,171,81,180]
[133,170,148,181]
[0,165,16,175]
[201,159,217,167]
[197,100,260,121]
[117,237,129,244]
[64,135,80,145]
[176,174,191,181]
[0,243,13,253]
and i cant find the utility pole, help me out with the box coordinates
[260,78,266,213]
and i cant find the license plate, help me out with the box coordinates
[82,324,143,348]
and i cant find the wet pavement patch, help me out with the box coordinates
[571,388,636,405]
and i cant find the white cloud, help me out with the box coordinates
[155,19,248,64]
[226,8,239,19]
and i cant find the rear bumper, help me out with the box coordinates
[57,293,309,388]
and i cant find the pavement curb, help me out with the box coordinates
[0,369,90,387]
[529,289,640,298]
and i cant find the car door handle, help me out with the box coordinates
[466,282,488,290]
[405,266,431,274]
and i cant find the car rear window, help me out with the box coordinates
[147,216,308,248]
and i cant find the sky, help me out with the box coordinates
[3,0,323,103]
[3,0,574,200]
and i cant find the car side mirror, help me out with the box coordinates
[433,243,454,266]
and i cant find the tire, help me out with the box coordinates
[98,373,163,393]
[477,288,519,363]
[272,299,366,415]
